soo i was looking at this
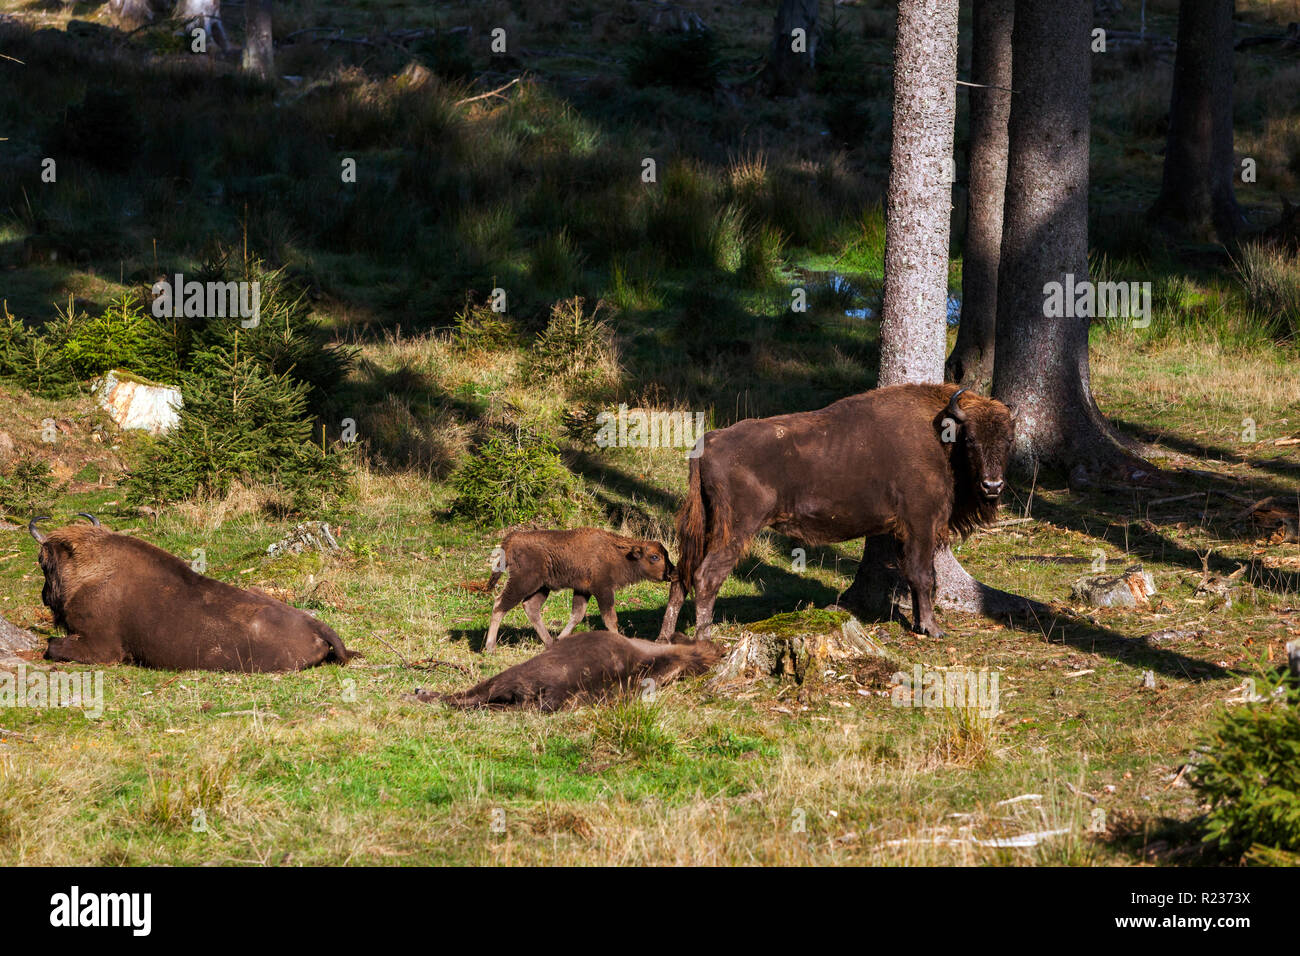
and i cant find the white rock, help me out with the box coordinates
[93,370,182,435]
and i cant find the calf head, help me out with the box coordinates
[942,388,1017,500]
[623,540,676,582]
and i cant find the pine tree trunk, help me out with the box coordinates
[876,0,957,387]
[1149,0,1243,243]
[946,0,1013,391]
[840,0,1049,628]
[762,0,820,96]
[242,0,274,80]
[990,0,1145,481]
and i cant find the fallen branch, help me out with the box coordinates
[454,76,522,107]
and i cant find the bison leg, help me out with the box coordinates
[901,535,942,639]
[692,542,746,642]
[556,593,589,640]
[45,632,126,665]
[594,588,619,634]
[657,580,687,642]
[521,589,554,646]
[484,574,540,652]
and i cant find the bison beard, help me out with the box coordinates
[32,519,357,672]
[419,630,722,711]
[658,383,1016,641]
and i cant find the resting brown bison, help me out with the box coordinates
[30,515,357,672]
[658,384,1017,642]
[482,528,675,652]
[417,630,721,711]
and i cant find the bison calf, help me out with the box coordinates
[418,630,722,711]
[31,515,357,672]
[482,528,675,652]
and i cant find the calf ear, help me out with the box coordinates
[627,546,644,559]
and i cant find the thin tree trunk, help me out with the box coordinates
[242,0,274,80]
[876,0,956,387]
[762,0,820,96]
[1149,0,1243,243]
[946,0,1013,390]
[990,0,1146,481]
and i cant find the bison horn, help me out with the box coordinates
[1007,404,1019,422]
[945,387,970,423]
[76,512,101,527]
[29,516,50,544]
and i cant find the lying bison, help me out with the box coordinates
[30,514,357,671]
[417,630,721,711]
[658,384,1016,641]
[482,528,675,652]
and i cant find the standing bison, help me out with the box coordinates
[30,515,357,672]
[483,528,675,652]
[658,384,1017,641]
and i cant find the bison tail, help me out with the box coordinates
[486,569,503,592]
[675,455,709,596]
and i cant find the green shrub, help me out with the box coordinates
[522,297,618,389]
[451,429,580,527]
[62,293,181,382]
[452,299,521,351]
[124,347,348,509]
[0,308,77,398]
[1192,686,1300,858]
[0,455,56,519]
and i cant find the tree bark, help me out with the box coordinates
[990,0,1145,480]
[242,0,274,80]
[1149,0,1243,243]
[762,0,820,96]
[946,0,1013,391]
[841,0,1048,629]
[876,0,957,387]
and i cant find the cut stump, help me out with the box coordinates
[708,607,895,690]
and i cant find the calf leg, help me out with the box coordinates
[900,534,942,638]
[484,575,539,652]
[45,632,127,665]
[594,588,619,634]
[556,593,589,640]
[521,589,554,646]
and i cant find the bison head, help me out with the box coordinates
[626,541,677,583]
[943,388,1017,500]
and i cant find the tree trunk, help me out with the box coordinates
[108,0,163,27]
[841,0,1048,629]
[1149,0,1243,243]
[946,0,1013,391]
[990,0,1145,481]
[242,0,274,80]
[762,0,820,96]
[876,0,957,387]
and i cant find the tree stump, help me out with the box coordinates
[707,608,894,691]
[0,615,43,670]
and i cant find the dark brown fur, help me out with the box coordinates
[421,630,722,711]
[659,383,1016,641]
[482,527,675,652]
[37,523,357,672]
